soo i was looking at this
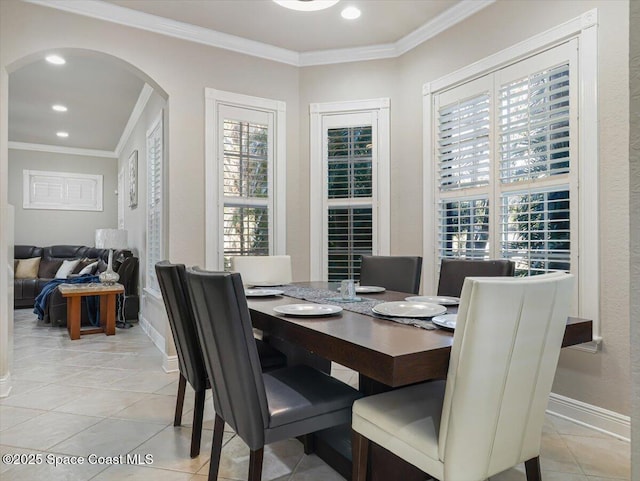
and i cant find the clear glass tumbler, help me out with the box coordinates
[340,279,356,301]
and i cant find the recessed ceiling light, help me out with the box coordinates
[52,104,68,112]
[273,0,339,12]
[341,6,361,19]
[56,131,69,138]
[45,55,66,65]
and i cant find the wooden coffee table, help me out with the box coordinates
[58,283,124,340]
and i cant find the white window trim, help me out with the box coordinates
[204,89,286,270]
[23,169,103,211]
[423,9,600,347]
[309,98,391,281]
[145,111,165,295]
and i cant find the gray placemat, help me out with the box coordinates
[278,285,436,330]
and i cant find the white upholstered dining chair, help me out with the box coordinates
[352,272,574,481]
[230,255,292,287]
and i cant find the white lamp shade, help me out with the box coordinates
[95,229,128,249]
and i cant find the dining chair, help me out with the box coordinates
[352,272,574,481]
[230,255,292,287]
[155,261,287,458]
[359,255,423,294]
[186,267,363,481]
[437,258,515,297]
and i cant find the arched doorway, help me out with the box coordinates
[1,48,169,397]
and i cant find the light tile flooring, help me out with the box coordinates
[0,309,630,481]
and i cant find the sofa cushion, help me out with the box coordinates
[16,257,41,279]
[55,259,81,279]
[38,258,63,279]
[73,258,98,274]
[78,261,99,276]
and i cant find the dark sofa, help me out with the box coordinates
[14,245,139,325]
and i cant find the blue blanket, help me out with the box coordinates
[34,276,101,326]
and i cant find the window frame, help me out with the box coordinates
[205,89,286,270]
[309,98,391,281]
[423,10,600,345]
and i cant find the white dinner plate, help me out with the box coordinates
[432,314,457,330]
[273,304,343,317]
[335,286,386,293]
[404,295,460,305]
[356,286,386,293]
[372,301,447,318]
[249,282,286,288]
[244,289,284,297]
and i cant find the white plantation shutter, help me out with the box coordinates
[325,120,375,281]
[219,105,274,269]
[438,94,490,190]
[146,113,163,293]
[433,41,577,280]
[499,63,571,183]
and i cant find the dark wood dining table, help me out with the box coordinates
[247,282,593,481]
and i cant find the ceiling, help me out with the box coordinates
[10,0,479,154]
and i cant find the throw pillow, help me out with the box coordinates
[55,259,81,279]
[72,257,97,274]
[96,259,108,274]
[78,261,99,276]
[38,258,63,279]
[15,257,41,279]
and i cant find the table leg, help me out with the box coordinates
[104,293,116,336]
[67,297,81,340]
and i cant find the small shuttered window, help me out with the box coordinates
[433,41,577,280]
[326,126,373,281]
[222,118,270,269]
[146,113,163,293]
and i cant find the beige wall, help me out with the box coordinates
[0,0,631,416]
[8,149,118,246]
[629,0,639,473]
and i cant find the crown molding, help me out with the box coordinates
[23,0,300,66]
[115,83,153,157]
[24,0,495,67]
[8,141,117,158]
[395,0,496,56]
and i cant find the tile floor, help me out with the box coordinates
[0,309,630,481]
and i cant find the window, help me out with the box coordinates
[424,11,599,342]
[23,169,103,211]
[146,112,164,293]
[205,90,286,270]
[310,99,390,281]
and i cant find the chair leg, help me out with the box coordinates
[248,448,264,481]
[208,414,225,481]
[524,456,542,481]
[352,429,369,481]
[174,374,187,426]
[190,389,206,458]
[301,433,316,455]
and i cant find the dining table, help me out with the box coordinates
[246,281,593,481]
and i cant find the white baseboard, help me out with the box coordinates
[0,373,12,398]
[139,315,179,373]
[547,392,630,442]
[162,354,179,373]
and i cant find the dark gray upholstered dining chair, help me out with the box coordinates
[436,258,515,298]
[359,255,423,294]
[155,261,286,459]
[186,267,363,481]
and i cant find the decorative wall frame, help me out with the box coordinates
[128,150,138,208]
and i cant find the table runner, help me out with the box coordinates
[277,285,437,330]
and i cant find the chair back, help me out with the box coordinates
[186,267,269,448]
[359,256,422,294]
[438,272,574,480]
[230,255,292,287]
[155,261,207,392]
[437,258,514,297]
